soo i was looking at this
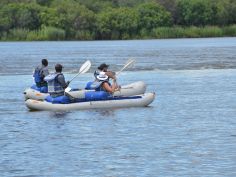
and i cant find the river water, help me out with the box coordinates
[0,38,236,176]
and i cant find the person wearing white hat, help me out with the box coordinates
[94,63,116,79]
[95,63,119,93]
[96,72,118,93]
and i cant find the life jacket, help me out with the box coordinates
[85,71,111,92]
[44,73,64,94]
[85,80,111,92]
[33,66,47,87]
[33,66,43,83]
[85,81,101,90]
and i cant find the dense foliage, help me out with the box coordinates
[0,0,235,40]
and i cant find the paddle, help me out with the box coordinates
[65,60,91,92]
[116,58,135,76]
[69,60,91,83]
[113,59,135,91]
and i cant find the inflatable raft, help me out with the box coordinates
[24,81,146,100]
[25,93,155,111]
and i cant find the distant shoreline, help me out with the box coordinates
[1,25,235,41]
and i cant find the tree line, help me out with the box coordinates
[0,0,235,40]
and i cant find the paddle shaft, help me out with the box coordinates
[69,60,91,83]
[116,59,135,76]
[69,71,83,82]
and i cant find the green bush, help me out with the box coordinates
[29,27,65,41]
[152,27,185,38]
[151,26,227,39]
[7,28,29,41]
[42,26,65,40]
[198,26,223,37]
[0,26,65,41]
[222,25,236,36]
[75,30,95,40]
[184,26,201,38]
[26,30,46,40]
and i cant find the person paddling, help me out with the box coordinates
[95,63,119,93]
[95,72,118,93]
[33,59,49,87]
[44,64,69,98]
[94,63,116,79]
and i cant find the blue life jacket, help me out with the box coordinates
[33,67,43,83]
[85,80,111,92]
[44,73,64,94]
[85,81,102,90]
[33,66,48,87]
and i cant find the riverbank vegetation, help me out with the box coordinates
[0,0,235,40]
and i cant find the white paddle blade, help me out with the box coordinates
[65,87,72,93]
[69,60,92,83]
[79,60,91,74]
[117,59,135,75]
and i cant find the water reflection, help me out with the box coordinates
[94,109,116,117]
[50,111,70,119]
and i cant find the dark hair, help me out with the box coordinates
[98,63,109,71]
[55,63,63,72]
[42,59,48,66]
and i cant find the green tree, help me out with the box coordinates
[112,0,149,7]
[76,0,113,12]
[36,0,51,6]
[214,0,236,25]
[50,0,95,38]
[40,7,60,27]
[96,7,138,39]
[0,0,236,40]
[177,0,215,26]
[155,0,178,23]
[0,11,11,32]
[136,2,173,32]
[0,3,42,30]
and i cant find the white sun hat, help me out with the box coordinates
[96,71,109,81]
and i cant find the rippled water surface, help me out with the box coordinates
[0,38,236,75]
[0,38,236,176]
